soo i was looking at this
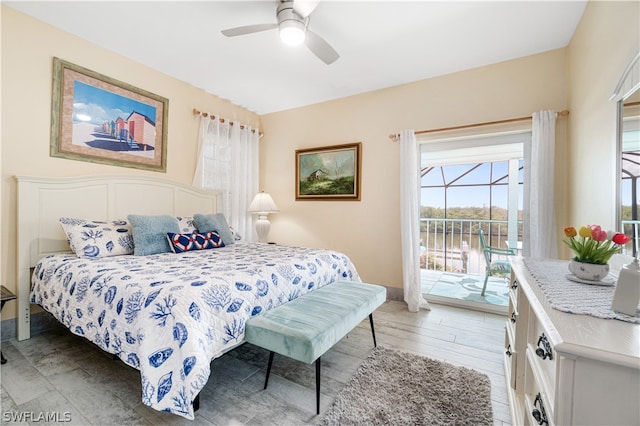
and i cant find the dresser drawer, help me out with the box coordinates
[509,273,520,306]
[526,312,557,401]
[524,390,553,426]
[504,321,517,389]
[524,353,554,426]
[507,296,518,330]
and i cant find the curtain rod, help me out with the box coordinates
[193,108,263,137]
[389,110,569,141]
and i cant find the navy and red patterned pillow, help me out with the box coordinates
[166,231,225,253]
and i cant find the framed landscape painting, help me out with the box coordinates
[50,57,168,172]
[296,142,362,200]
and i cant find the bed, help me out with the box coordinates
[15,175,360,419]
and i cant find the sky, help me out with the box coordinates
[72,81,157,126]
[420,161,522,209]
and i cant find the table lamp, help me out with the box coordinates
[248,192,279,243]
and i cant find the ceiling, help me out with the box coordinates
[6,1,588,115]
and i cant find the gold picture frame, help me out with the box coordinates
[295,143,362,201]
[50,57,168,172]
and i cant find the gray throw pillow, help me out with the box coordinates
[128,214,180,255]
[193,213,234,246]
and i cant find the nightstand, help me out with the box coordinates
[1,285,16,364]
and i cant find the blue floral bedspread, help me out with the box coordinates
[30,243,360,419]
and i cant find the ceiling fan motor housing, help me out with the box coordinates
[277,1,307,27]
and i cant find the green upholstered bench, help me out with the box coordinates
[244,280,387,414]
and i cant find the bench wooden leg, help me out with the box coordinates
[264,351,275,390]
[316,357,321,415]
[369,313,377,347]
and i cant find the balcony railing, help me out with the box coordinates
[422,218,639,274]
[622,220,640,257]
[420,218,519,275]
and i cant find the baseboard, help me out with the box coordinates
[1,311,60,341]
[384,285,403,302]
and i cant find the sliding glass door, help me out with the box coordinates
[418,131,529,311]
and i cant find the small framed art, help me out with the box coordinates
[295,142,362,201]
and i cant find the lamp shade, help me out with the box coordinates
[248,192,279,214]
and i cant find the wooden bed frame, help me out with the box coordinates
[15,175,221,341]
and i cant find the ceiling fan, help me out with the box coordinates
[221,0,339,65]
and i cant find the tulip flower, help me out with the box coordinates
[612,233,632,245]
[578,226,591,238]
[563,224,631,265]
[590,226,607,242]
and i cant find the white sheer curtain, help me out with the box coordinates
[193,115,259,242]
[400,130,431,312]
[523,110,557,258]
[229,123,259,242]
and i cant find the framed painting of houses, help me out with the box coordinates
[295,143,362,200]
[50,57,168,172]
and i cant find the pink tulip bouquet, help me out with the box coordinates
[563,225,631,265]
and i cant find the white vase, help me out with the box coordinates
[568,260,609,281]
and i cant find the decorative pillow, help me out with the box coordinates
[176,216,198,234]
[128,215,180,256]
[59,218,134,258]
[193,213,234,245]
[166,231,225,253]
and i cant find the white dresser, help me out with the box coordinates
[505,257,640,426]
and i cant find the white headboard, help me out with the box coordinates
[15,174,221,340]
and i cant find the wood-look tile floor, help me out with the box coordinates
[0,301,511,425]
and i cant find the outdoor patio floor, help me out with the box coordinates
[422,269,509,315]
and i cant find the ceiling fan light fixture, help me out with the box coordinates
[221,0,338,64]
[279,20,305,46]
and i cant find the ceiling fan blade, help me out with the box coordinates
[221,23,278,37]
[305,29,339,65]
[292,0,320,18]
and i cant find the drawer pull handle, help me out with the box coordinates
[510,312,517,323]
[532,393,549,426]
[511,279,519,290]
[535,333,553,361]
[505,345,512,357]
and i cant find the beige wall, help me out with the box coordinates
[261,49,569,291]
[0,6,260,320]
[567,0,639,229]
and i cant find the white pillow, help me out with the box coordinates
[176,216,198,234]
[59,218,134,258]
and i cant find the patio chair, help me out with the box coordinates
[479,229,516,296]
